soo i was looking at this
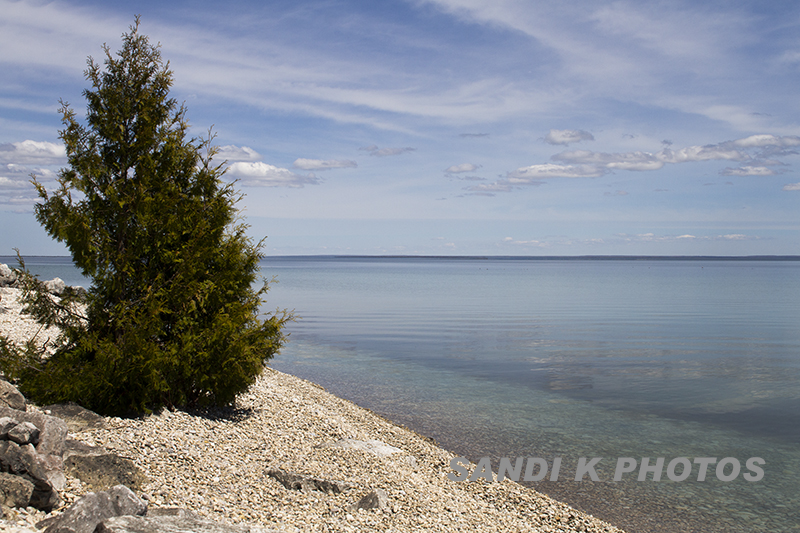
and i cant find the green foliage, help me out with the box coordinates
[0,19,289,415]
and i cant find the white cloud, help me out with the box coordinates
[293,158,357,170]
[0,141,65,165]
[216,145,261,162]
[546,141,758,178]
[0,143,62,208]
[658,145,747,164]
[783,182,800,191]
[0,177,25,189]
[445,163,479,173]
[508,163,607,180]
[359,145,415,157]
[0,175,39,207]
[731,135,800,148]
[554,150,664,171]
[545,129,595,145]
[226,162,320,188]
[471,162,606,193]
[496,133,800,192]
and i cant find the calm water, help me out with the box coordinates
[5,255,800,533]
[259,257,800,533]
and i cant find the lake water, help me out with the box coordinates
[5,255,800,533]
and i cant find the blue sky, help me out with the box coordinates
[1,0,799,256]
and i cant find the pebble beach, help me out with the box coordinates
[0,286,627,533]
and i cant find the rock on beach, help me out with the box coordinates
[0,283,627,533]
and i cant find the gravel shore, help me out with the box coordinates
[0,287,626,533]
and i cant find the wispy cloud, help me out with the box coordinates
[226,162,320,188]
[0,141,64,208]
[465,182,514,194]
[498,231,761,250]
[783,182,800,191]
[502,236,548,247]
[293,158,357,170]
[359,145,415,157]
[720,166,778,177]
[619,232,757,243]
[445,163,480,173]
[544,129,594,145]
[419,0,758,130]
[0,174,41,209]
[0,176,35,191]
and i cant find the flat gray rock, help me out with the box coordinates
[42,485,147,533]
[266,467,351,494]
[44,403,105,432]
[64,453,147,492]
[63,439,109,459]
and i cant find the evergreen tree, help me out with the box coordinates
[0,19,289,414]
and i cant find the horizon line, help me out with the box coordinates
[285,254,800,261]
[3,254,800,261]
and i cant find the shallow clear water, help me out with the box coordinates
[6,255,800,533]
[258,257,800,533]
